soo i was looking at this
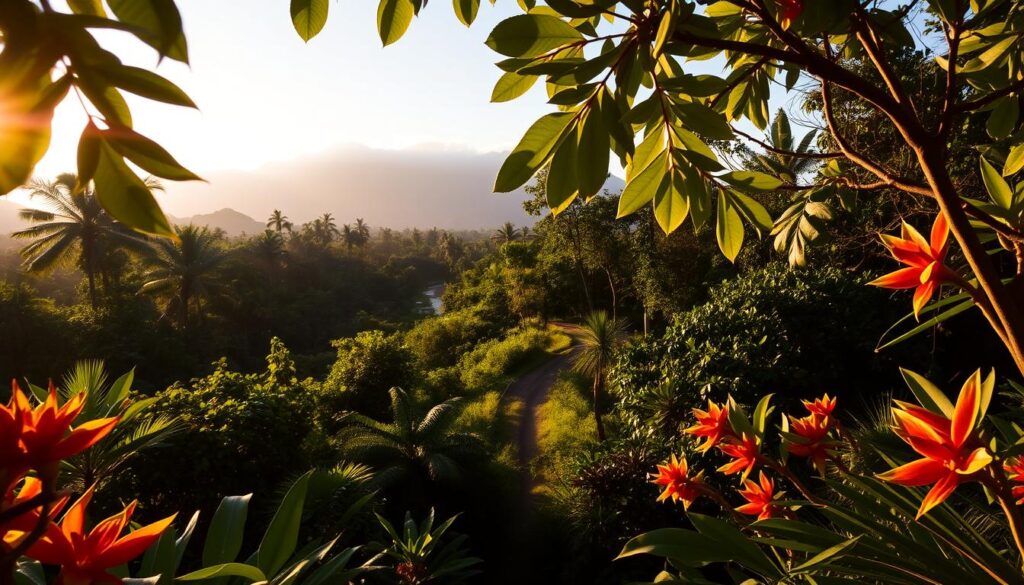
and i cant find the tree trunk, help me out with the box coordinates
[592,373,606,442]
[604,267,617,321]
[86,268,97,310]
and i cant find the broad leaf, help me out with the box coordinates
[291,0,329,41]
[485,14,583,58]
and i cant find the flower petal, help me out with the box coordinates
[95,514,176,568]
[912,280,936,318]
[930,213,949,258]
[877,458,947,486]
[950,372,980,448]
[917,472,959,519]
[957,447,992,475]
[869,267,923,289]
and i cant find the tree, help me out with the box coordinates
[266,209,292,233]
[141,225,227,329]
[335,388,485,496]
[355,218,371,244]
[13,174,148,309]
[491,222,521,245]
[566,311,628,442]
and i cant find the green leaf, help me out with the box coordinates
[176,563,266,583]
[617,151,667,218]
[107,0,188,62]
[716,190,744,262]
[1004,144,1024,176]
[378,0,416,46]
[900,368,955,417]
[202,494,252,567]
[291,0,329,41]
[987,96,1019,140]
[719,170,783,192]
[981,156,1013,210]
[576,107,610,199]
[68,0,106,16]
[256,471,312,578]
[675,102,733,140]
[105,127,201,181]
[546,133,578,213]
[453,0,480,26]
[93,141,174,237]
[727,190,772,234]
[494,112,574,192]
[688,514,783,577]
[790,536,861,573]
[654,172,688,233]
[752,393,773,435]
[485,14,583,58]
[76,121,102,189]
[490,71,537,103]
[616,528,732,564]
[0,76,67,195]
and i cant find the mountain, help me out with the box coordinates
[158,145,625,230]
[168,208,265,237]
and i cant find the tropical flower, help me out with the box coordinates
[771,0,803,29]
[802,394,836,418]
[1004,458,1024,505]
[652,453,703,509]
[786,413,834,475]
[685,400,732,453]
[26,486,175,585]
[877,371,992,519]
[736,472,784,520]
[718,434,761,482]
[1,387,24,490]
[11,383,118,479]
[1,477,68,550]
[869,214,954,318]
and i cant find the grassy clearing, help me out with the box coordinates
[532,372,597,487]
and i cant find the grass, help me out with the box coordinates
[532,372,597,487]
[453,390,522,467]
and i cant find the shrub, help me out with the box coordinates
[321,329,416,421]
[110,339,320,516]
[457,328,549,394]
[533,373,597,485]
[610,263,909,438]
[402,307,503,370]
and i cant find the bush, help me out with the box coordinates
[457,328,549,394]
[403,307,503,370]
[321,329,416,421]
[533,373,597,485]
[110,339,321,516]
[611,263,910,438]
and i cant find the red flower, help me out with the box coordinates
[12,382,119,479]
[1,477,69,551]
[685,400,732,453]
[877,371,992,519]
[652,453,703,509]
[736,472,784,520]
[869,214,954,318]
[802,394,836,418]
[717,434,760,482]
[775,0,803,29]
[26,486,175,585]
[1,386,25,490]
[1004,458,1024,505]
[786,413,835,475]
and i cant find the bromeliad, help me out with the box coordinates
[736,472,784,521]
[652,453,703,510]
[685,400,731,453]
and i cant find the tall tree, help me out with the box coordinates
[491,222,522,245]
[13,174,148,309]
[567,311,628,442]
[141,225,227,329]
[266,209,292,233]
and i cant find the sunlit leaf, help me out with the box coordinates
[291,0,329,41]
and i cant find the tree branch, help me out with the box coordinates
[732,127,842,159]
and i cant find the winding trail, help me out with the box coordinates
[507,354,571,476]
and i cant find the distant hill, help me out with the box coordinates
[158,145,626,230]
[168,208,265,237]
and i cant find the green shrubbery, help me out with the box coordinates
[320,329,416,421]
[403,307,503,370]
[533,373,597,485]
[457,328,551,394]
[611,263,908,438]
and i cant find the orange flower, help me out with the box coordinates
[877,371,992,519]
[786,413,835,475]
[1,387,24,490]
[717,434,760,482]
[736,472,784,520]
[869,214,954,318]
[1004,458,1024,505]
[26,486,175,585]
[802,394,836,418]
[775,0,803,29]
[652,453,703,509]
[13,382,118,479]
[2,477,69,550]
[685,400,732,453]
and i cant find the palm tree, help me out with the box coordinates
[50,360,180,492]
[266,209,292,233]
[354,218,370,244]
[743,109,819,183]
[341,223,357,253]
[491,222,521,245]
[336,388,484,493]
[566,311,628,441]
[250,229,286,268]
[13,174,148,309]
[141,224,227,329]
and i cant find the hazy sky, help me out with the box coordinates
[35,1,557,176]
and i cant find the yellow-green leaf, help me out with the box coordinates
[716,190,744,261]
[291,0,329,42]
[93,141,174,237]
[494,112,574,192]
[378,0,416,46]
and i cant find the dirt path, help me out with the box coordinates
[506,354,571,484]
